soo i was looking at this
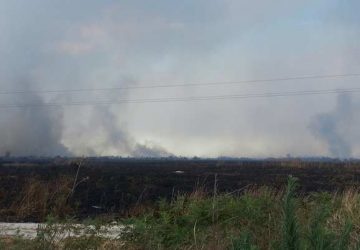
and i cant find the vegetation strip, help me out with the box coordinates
[2,176,360,249]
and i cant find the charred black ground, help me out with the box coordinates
[1,157,360,222]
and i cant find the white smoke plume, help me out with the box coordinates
[309,93,359,158]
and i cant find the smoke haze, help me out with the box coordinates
[0,1,359,157]
[0,80,70,156]
[310,93,360,158]
[87,107,172,157]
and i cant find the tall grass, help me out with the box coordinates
[122,176,360,249]
[281,176,300,250]
[7,176,74,221]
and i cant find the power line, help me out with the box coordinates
[0,87,359,109]
[0,73,360,95]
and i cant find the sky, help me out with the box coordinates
[0,0,359,158]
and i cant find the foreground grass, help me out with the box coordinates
[122,177,360,249]
[2,177,360,249]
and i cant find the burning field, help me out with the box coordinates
[1,160,360,249]
[1,157,360,222]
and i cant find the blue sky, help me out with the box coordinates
[0,1,359,157]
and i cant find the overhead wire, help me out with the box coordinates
[0,87,359,109]
[0,73,359,95]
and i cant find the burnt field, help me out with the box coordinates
[1,157,360,222]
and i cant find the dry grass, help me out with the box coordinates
[4,176,74,221]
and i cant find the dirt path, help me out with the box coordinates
[0,223,126,240]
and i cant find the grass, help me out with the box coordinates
[2,176,360,249]
[282,176,300,250]
[0,176,75,222]
[122,177,360,249]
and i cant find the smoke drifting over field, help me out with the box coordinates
[0,1,359,157]
[0,81,70,156]
[0,91,171,157]
[89,107,172,157]
[310,93,359,158]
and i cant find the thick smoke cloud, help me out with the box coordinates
[0,87,172,157]
[309,93,358,158]
[88,107,172,157]
[0,81,70,156]
[0,1,174,157]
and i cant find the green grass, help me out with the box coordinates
[282,176,300,250]
[122,177,360,249]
